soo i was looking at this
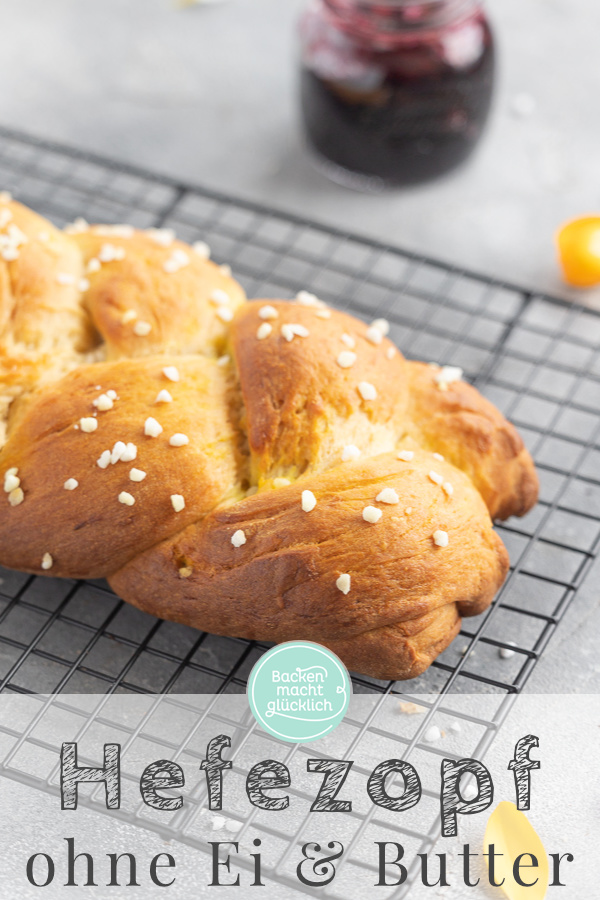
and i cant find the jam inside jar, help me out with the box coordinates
[299,0,495,189]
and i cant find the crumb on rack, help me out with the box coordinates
[398,701,424,715]
[424,725,442,743]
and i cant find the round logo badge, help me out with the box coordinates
[247,641,352,743]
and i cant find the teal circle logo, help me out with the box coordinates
[247,642,352,743]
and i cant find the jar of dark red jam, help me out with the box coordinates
[299,0,495,190]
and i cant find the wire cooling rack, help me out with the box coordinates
[0,127,599,897]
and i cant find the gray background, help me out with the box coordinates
[0,0,599,305]
[0,0,599,690]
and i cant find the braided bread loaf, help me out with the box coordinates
[0,197,538,680]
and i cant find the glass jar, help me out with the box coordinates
[298,0,495,190]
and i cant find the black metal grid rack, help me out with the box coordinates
[0,127,598,897]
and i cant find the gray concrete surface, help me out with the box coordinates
[0,0,599,305]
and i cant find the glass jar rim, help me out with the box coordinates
[323,0,477,7]
[322,0,482,33]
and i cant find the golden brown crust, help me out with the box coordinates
[0,204,246,447]
[0,201,99,445]
[0,198,539,680]
[231,301,538,521]
[0,201,92,353]
[109,452,508,680]
[323,604,463,681]
[232,301,409,484]
[72,229,244,360]
[0,355,244,578]
[406,361,539,520]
